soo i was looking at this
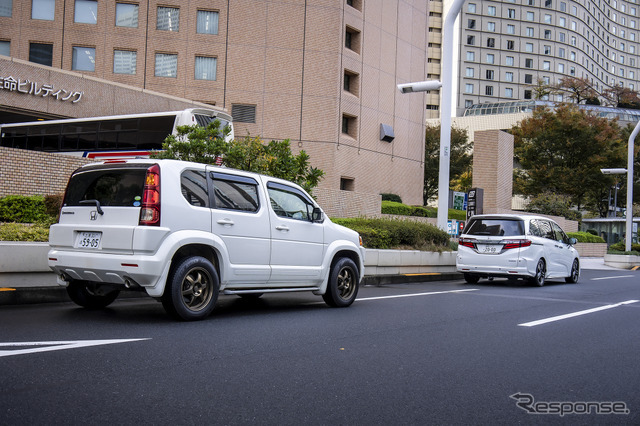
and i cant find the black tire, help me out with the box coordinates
[565,258,580,284]
[323,258,359,307]
[162,256,219,321]
[66,280,120,309]
[463,273,480,284]
[530,258,546,287]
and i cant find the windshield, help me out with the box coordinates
[464,218,524,237]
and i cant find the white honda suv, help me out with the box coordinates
[48,159,365,320]
[456,214,579,286]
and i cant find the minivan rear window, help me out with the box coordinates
[63,167,147,207]
[464,218,524,237]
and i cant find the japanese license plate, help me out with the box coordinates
[75,231,102,249]
[477,244,501,254]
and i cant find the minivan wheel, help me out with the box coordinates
[67,280,120,309]
[565,259,580,284]
[530,259,546,287]
[463,273,480,284]
[323,258,359,307]
[162,256,219,321]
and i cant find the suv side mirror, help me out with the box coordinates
[311,207,324,223]
[568,238,577,245]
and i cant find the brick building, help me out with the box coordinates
[0,0,433,215]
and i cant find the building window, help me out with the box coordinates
[525,74,533,83]
[72,46,95,71]
[465,67,474,77]
[526,27,534,37]
[345,27,360,53]
[467,51,475,61]
[29,42,53,66]
[505,72,514,82]
[508,9,516,18]
[465,100,473,108]
[485,86,494,96]
[558,48,565,58]
[487,6,496,16]
[344,70,359,96]
[232,104,256,123]
[486,70,494,80]
[526,11,534,21]
[113,50,136,74]
[526,43,534,52]
[506,56,514,66]
[467,35,475,45]
[486,54,495,64]
[340,177,355,191]
[157,6,179,31]
[467,3,476,13]
[0,0,11,17]
[505,88,514,98]
[155,53,177,77]
[544,14,552,24]
[543,61,550,70]
[525,58,533,68]
[0,40,9,56]
[468,19,476,29]
[544,45,551,55]
[487,22,495,32]
[559,32,565,42]
[487,38,495,48]
[559,17,566,27]
[570,66,575,75]
[544,30,551,39]
[116,3,138,27]
[507,40,514,50]
[524,90,532,99]
[341,114,357,138]
[465,83,474,93]
[507,25,515,34]
[75,0,97,24]
[197,10,218,35]
[195,56,217,80]
[32,0,54,20]
[558,63,565,73]
[545,0,552,6]
[346,0,362,11]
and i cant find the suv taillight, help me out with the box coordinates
[139,164,160,226]
[501,239,531,250]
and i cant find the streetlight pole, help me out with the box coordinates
[397,0,466,232]
[625,121,638,252]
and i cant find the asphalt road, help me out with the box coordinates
[1,269,639,425]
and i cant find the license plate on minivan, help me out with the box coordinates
[477,244,501,254]
[75,231,102,249]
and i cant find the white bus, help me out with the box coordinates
[0,108,233,160]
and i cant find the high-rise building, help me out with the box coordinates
[457,0,640,116]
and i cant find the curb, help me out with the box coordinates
[1,273,463,306]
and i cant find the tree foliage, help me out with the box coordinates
[512,103,627,215]
[424,124,472,205]
[152,120,324,193]
[556,77,598,104]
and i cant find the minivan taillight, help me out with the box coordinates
[139,164,160,226]
[458,237,476,249]
[501,239,531,250]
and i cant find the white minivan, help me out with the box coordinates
[49,159,365,320]
[456,214,579,286]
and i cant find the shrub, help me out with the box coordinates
[332,217,450,250]
[609,241,640,254]
[448,209,467,221]
[586,229,598,236]
[381,201,436,218]
[566,232,605,243]
[0,222,50,242]
[381,193,402,203]
[45,194,64,217]
[0,195,51,223]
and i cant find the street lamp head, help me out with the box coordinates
[397,80,442,94]
[600,168,628,175]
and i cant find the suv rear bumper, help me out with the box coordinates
[48,248,170,296]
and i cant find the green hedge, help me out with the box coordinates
[0,222,50,242]
[609,241,640,254]
[380,193,402,203]
[566,231,605,243]
[0,195,50,223]
[332,217,450,250]
[381,200,467,221]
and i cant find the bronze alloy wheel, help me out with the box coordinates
[336,264,356,301]
[181,266,215,312]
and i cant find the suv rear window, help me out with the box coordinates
[464,218,524,237]
[63,167,147,207]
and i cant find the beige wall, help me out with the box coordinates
[0,0,429,209]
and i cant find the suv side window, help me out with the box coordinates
[210,172,259,212]
[267,182,314,221]
[181,170,209,207]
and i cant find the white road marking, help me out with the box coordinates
[518,300,639,327]
[0,338,150,358]
[357,289,478,302]
[591,275,634,281]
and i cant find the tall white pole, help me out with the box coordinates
[437,0,466,231]
[626,121,638,252]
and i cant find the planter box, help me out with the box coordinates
[364,249,457,275]
[604,254,640,269]
[574,243,607,258]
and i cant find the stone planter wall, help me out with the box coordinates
[574,243,608,258]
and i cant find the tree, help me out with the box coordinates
[512,103,626,215]
[531,78,554,100]
[153,120,324,194]
[423,124,472,205]
[602,85,640,109]
[555,76,599,104]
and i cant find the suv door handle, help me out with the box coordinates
[275,225,290,231]
[217,219,235,226]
